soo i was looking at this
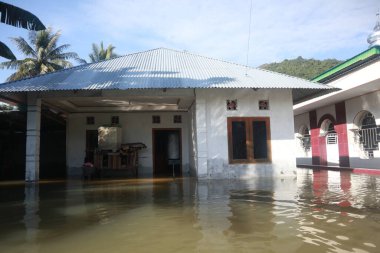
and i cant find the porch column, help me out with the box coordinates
[195,96,208,178]
[309,110,320,165]
[25,94,41,182]
[335,102,350,167]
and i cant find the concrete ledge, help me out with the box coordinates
[297,164,380,175]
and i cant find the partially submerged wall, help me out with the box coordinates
[66,112,190,177]
[194,88,297,178]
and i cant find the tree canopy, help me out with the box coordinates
[88,42,119,63]
[260,56,343,80]
[0,27,80,81]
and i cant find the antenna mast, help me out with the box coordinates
[245,0,253,76]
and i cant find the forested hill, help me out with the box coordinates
[259,56,343,80]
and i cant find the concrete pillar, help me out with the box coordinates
[195,93,208,178]
[25,94,41,182]
[24,183,40,241]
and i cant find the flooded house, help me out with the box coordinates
[0,48,331,181]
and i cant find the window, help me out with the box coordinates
[111,116,119,125]
[174,115,182,123]
[227,117,271,163]
[259,100,269,110]
[358,112,379,158]
[86,116,95,125]
[226,99,237,110]
[299,127,311,152]
[152,115,160,124]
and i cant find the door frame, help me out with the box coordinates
[152,128,182,176]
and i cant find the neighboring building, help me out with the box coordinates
[294,14,380,169]
[0,48,330,181]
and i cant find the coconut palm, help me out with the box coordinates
[88,42,119,63]
[0,27,80,81]
[0,1,45,60]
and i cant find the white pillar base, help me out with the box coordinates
[25,94,41,182]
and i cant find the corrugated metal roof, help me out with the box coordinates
[0,48,332,95]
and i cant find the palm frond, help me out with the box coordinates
[5,61,35,81]
[51,52,79,60]
[47,44,70,58]
[0,1,45,30]
[89,42,118,62]
[10,36,36,57]
[0,41,16,60]
[89,43,100,63]
[76,57,87,65]
[0,59,28,69]
[50,59,72,68]
[46,29,61,52]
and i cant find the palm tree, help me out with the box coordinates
[0,1,45,60]
[0,27,80,81]
[88,42,119,63]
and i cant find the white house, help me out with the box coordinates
[0,48,331,181]
[294,15,380,169]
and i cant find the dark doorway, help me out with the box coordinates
[39,108,67,179]
[0,111,26,180]
[153,129,182,177]
[86,130,98,163]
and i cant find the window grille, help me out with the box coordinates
[300,127,311,152]
[326,133,338,144]
[358,127,379,151]
[352,112,379,159]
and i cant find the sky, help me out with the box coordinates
[0,0,379,82]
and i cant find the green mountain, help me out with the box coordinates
[259,56,343,80]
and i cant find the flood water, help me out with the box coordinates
[0,169,379,253]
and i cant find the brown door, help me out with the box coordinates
[153,129,181,177]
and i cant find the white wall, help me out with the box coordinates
[195,88,297,178]
[345,90,380,168]
[67,112,191,177]
[188,103,197,176]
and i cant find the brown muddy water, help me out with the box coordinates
[0,169,379,253]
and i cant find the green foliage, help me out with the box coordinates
[260,56,343,80]
[0,41,16,60]
[0,1,45,30]
[87,41,119,63]
[0,27,80,81]
[0,1,46,60]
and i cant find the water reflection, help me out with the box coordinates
[23,183,40,240]
[295,170,379,253]
[0,171,379,253]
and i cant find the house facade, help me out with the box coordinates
[0,48,330,181]
[294,16,380,169]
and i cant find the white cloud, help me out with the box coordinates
[5,0,380,69]
[77,0,378,66]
